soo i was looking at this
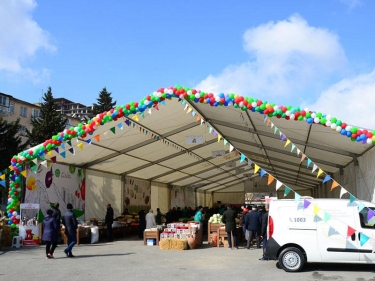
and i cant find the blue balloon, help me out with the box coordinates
[214,102,218,107]
[307,118,313,124]
[8,220,12,225]
[340,129,346,135]
[346,131,352,137]
[219,93,225,98]
[206,98,211,103]
[251,108,255,112]
[224,102,228,106]
[194,98,199,103]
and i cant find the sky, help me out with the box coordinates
[1,0,374,129]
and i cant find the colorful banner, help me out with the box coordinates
[124,177,151,207]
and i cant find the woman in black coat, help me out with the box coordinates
[42,209,59,259]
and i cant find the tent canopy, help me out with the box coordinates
[38,95,372,194]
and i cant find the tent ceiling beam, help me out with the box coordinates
[208,118,357,158]
[202,178,245,192]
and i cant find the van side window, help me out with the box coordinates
[359,208,375,229]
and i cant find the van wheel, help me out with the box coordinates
[278,247,305,272]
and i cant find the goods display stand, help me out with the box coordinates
[159,222,202,249]
[207,223,222,244]
[217,226,242,248]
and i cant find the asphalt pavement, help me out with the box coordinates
[1,237,374,281]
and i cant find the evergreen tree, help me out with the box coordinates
[0,117,27,198]
[26,87,68,147]
[92,87,116,115]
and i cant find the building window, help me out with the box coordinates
[0,95,9,106]
[20,106,27,117]
[31,108,40,118]
[8,102,14,113]
[19,125,26,136]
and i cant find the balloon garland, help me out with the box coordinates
[6,85,375,235]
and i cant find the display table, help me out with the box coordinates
[217,226,242,248]
[207,223,222,243]
[143,229,161,246]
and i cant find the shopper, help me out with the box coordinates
[194,206,204,223]
[42,209,59,259]
[156,208,163,225]
[138,210,146,238]
[146,209,156,229]
[260,204,269,260]
[105,203,114,242]
[222,204,238,249]
[51,202,62,243]
[62,203,78,258]
[245,206,262,249]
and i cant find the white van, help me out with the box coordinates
[265,197,375,272]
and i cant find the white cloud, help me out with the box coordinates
[195,14,347,99]
[339,0,363,9]
[305,69,375,129]
[0,0,56,82]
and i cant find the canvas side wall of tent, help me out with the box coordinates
[5,86,375,224]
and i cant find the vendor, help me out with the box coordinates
[194,206,204,224]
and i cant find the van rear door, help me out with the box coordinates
[357,206,375,262]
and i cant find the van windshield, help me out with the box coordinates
[359,207,375,229]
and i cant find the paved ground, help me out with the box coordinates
[1,237,375,281]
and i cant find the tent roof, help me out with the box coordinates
[26,91,372,194]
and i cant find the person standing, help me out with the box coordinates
[51,203,61,243]
[105,203,114,242]
[222,204,238,249]
[146,209,156,229]
[240,205,249,242]
[194,206,204,224]
[138,210,146,238]
[156,208,163,225]
[245,206,262,249]
[62,203,78,258]
[42,209,59,259]
[259,204,269,260]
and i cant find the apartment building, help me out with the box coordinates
[54,98,93,120]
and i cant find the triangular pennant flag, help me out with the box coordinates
[117,123,123,130]
[0,174,5,180]
[328,226,340,236]
[266,119,271,126]
[331,181,339,191]
[291,144,296,153]
[254,164,260,174]
[280,134,286,141]
[50,156,57,163]
[196,115,201,122]
[274,126,278,134]
[125,119,130,126]
[213,131,217,137]
[132,115,139,121]
[223,139,228,146]
[340,186,348,198]
[360,233,370,247]
[77,143,83,150]
[160,100,166,105]
[294,193,301,202]
[200,118,204,125]
[346,240,356,249]
[20,170,27,178]
[296,148,301,155]
[148,108,152,115]
[218,135,222,142]
[347,226,356,238]
[349,194,356,203]
[140,112,145,118]
[110,127,116,134]
[358,202,366,212]
[41,160,48,167]
[47,150,53,157]
[240,154,246,163]
[275,180,283,190]
[0,180,6,187]
[67,140,72,146]
[314,215,323,222]
[271,123,274,129]
[307,158,312,168]
[304,199,311,209]
[313,205,320,217]
[263,115,267,123]
[300,154,307,162]
[94,135,100,142]
[323,175,331,184]
[317,169,324,178]
[367,209,375,222]
[324,212,331,223]
[186,107,192,114]
[61,143,65,150]
[54,147,59,153]
[184,104,188,111]
[284,139,291,147]
[260,169,266,178]
[312,164,318,173]
[284,187,291,197]
[60,151,66,158]
[279,130,282,137]
[86,139,92,144]
[30,164,38,173]
[229,145,234,152]
[68,148,75,155]
[268,174,275,185]
[248,159,252,167]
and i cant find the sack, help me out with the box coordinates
[91,226,99,244]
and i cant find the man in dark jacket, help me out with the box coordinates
[105,203,114,242]
[52,203,62,243]
[259,204,269,260]
[42,209,59,258]
[62,203,78,257]
[222,204,238,249]
[245,206,262,249]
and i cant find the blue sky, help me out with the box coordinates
[1,0,374,129]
